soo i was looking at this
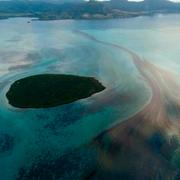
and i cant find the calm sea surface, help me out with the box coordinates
[0,15,180,179]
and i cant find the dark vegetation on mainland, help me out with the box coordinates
[1,0,180,20]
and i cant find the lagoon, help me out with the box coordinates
[0,15,180,179]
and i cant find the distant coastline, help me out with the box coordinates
[1,0,180,21]
[0,11,145,21]
[0,11,177,21]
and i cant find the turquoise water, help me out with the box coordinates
[0,15,180,179]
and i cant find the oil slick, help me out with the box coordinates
[76,32,180,179]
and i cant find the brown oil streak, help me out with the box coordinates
[75,30,180,179]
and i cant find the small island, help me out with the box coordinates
[6,74,105,108]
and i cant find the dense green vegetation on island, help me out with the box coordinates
[6,74,105,108]
[1,0,180,20]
